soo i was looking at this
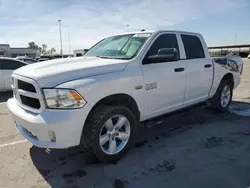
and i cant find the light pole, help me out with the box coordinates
[68,27,72,54]
[58,20,63,57]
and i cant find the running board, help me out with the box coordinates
[142,102,208,129]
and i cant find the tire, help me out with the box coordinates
[81,105,138,163]
[210,79,233,112]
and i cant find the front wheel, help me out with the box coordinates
[210,80,233,112]
[82,105,137,163]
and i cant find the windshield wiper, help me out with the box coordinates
[96,56,115,59]
[96,56,129,60]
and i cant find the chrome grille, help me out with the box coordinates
[12,75,43,112]
[20,95,41,109]
[17,80,36,93]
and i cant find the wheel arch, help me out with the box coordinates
[221,73,234,87]
[85,93,141,124]
[210,72,235,99]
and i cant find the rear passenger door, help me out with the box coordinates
[2,59,26,90]
[181,34,213,104]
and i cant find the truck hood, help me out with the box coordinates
[14,57,128,87]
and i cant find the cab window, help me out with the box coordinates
[1,59,25,70]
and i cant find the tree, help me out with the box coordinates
[50,48,56,55]
[42,44,47,53]
[28,42,56,55]
[28,41,39,50]
[38,47,42,54]
[47,48,56,55]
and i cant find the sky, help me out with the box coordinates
[0,0,250,54]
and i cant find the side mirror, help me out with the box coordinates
[146,48,179,64]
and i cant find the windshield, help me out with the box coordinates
[85,33,151,59]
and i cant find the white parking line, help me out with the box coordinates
[0,140,28,148]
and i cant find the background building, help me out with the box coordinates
[0,44,11,56]
[208,44,250,57]
[11,48,37,58]
[0,44,36,58]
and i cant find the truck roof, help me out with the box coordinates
[117,30,201,36]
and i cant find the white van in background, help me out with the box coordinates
[0,57,28,91]
[73,49,89,57]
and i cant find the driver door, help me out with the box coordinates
[141,33,186,119]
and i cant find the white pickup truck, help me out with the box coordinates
[7,30,243,162]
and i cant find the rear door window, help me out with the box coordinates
[181,34,205,59]
[2,59,26,70]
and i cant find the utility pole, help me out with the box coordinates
[58,20,63,57]
[68,27,72,55]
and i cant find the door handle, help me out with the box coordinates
[174,68,185,72]
[204,64,212,68]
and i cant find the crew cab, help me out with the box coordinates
[0,57,28,92]
[7,30,243,162]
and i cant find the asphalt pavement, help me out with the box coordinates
[0,59,250,188]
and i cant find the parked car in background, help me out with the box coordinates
[247,54,250,59]
[35,57,40,61]
[16,56,38,64]
[0,57,28,91]
[7,30,243,163]
[38,58,49,62]
[35,56,51,62]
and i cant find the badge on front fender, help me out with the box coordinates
[145,82,157,90]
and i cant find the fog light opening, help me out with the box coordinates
[48,131,56,142]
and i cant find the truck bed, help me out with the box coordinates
[211,56,242,73]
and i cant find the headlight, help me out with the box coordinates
[43,89,86,109]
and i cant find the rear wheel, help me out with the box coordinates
[210,79,233,112]
[82,105,137,163]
